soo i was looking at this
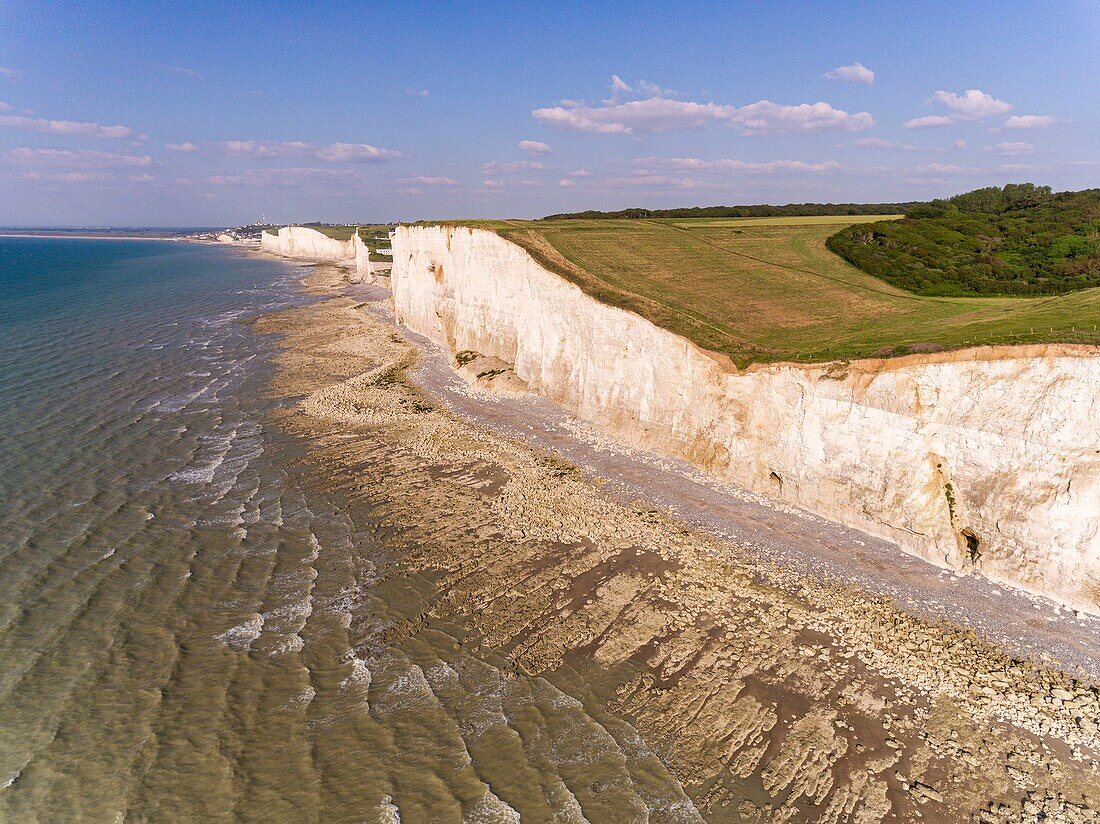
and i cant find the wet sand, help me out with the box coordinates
[255,265,1100,823]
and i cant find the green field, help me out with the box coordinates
[463,217,1100,367]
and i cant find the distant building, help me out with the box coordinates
[376,248,393,256]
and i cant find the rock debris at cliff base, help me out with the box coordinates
[253,265,1100,823]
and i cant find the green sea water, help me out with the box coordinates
[0,238,696,823]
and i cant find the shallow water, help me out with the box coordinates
[0,238,694,822]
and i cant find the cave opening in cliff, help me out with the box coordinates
[769,470,783,494]
[962,530,981,564]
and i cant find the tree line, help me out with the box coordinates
[827,185,1100,297]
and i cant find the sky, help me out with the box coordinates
[1,1,1098,227]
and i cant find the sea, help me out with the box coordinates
[0,237,695,823]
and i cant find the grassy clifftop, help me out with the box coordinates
[454,216,1100,368]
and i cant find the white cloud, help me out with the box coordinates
[0,67,19,78]
[0,101,9,111]
[222,140,309,158]
[557,178,576,187]
[1004,114,1059,129]
[220,140,402,162]
[315,142,403,162]
[400,175,457,186]
[481,178,539,189]
[195,167,348,187]
[4,148,152,168]
[636,80,676,98]
[518,140,552,154]
[728,101,874,135]
[610,75,632,94]
[166,142,199,152]
[568,169,591,177]
[635,156,840,173]
[605,174,715,189]
[533,95,872,135]
[913,162,981,174]
[931,89,1012,118]
[0,114,136,139]
[824,62,875,84]
[481,159,545,174]
[987,141,1034,156]
[404,88,429,97]
[854,137,925,151]
[905,115,955,129]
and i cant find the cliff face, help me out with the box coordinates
[391,224,1100,612]
[260,227,374,281]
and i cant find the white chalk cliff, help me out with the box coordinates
[261,227,375,280]
[391,224,1100,612]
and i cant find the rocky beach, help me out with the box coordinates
[252,261,1100,822]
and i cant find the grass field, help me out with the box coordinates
[458,217,1100,367]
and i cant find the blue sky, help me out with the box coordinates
[1,1,1097,226]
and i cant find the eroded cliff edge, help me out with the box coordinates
[261,226,374,281]
[390,224,1100,612]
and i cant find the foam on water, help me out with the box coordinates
[0,237,696,822]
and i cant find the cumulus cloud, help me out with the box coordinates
[605,174,715,189]
[0,114,136,139]
[533,94,872,136]
[404,88,429,97]
[557,178,576,187]
[905,115,956,129]
[481,159,545,174]
[568,169,591,177]
[824,62,875,84]
[905,89,1014,130]
[987,141,1034,156]
[932,89,1012,118]
[1003,114,1059,129]
[4,147,152,168]
[482,178,539,190]
[635,156,840,173]
[518,140,552,154]
[166,142,199,152]
[912,162,981,174]
[220,140,402,162]
[400,175,457,186]
[728,101,874,135]
[315,142,403,162]
[183,167,348,188]
[610,75,632,94]
[854,137,925,151]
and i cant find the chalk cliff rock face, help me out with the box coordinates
[391,224,1100,611]
[261,227,375,281]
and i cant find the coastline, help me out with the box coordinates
[253,261,1100,821]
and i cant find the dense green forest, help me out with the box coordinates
[826,185,1100,296]
[543,202,915,220]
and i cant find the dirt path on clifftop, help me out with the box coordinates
[256,266,1100,824]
